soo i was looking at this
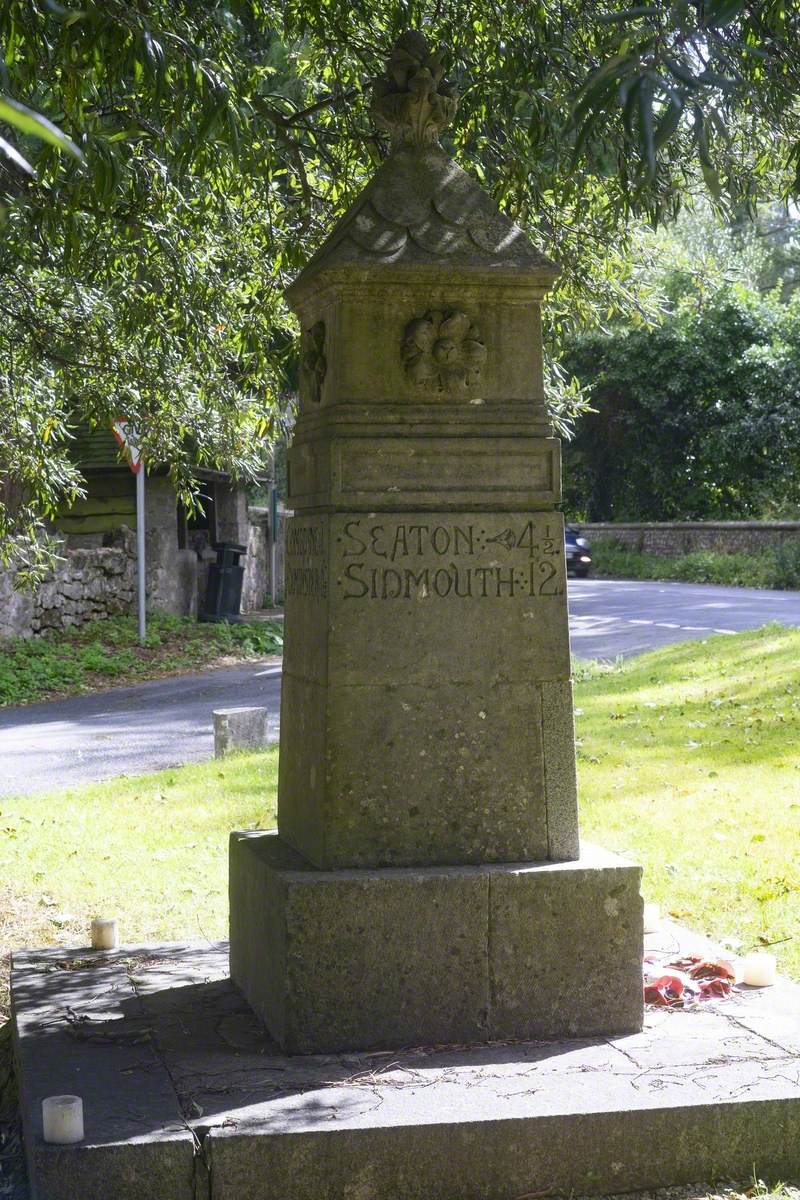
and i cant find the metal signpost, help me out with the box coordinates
[111,420,146,644]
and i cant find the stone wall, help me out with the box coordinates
[0,541,135,641]
[0,495,274,641]
[241,504,285,609]
[145,475,198,618]
[580,521,800,557]
[241,510,269,613]
[268,507,285,603]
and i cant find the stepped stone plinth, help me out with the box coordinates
[15,35,800,1200]
[229,29,643,1054]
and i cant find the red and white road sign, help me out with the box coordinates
[111,419,143,474]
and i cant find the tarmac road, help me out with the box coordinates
[0,660,282,797]
[0,579,797,796]
[568,576,799,658]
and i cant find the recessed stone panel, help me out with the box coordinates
[328,510,570,686]
[288,435,561,511]
[333,437,558,507]
[331,292,545,404]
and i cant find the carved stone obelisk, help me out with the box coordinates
[230,31,643,1054]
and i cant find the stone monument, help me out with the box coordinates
[230,30,643,1054]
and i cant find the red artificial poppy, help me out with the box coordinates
[643,974,690,1007]
[698,977,733,999]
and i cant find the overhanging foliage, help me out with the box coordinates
[1,2,799,574]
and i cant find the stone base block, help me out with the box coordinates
[213,706,270,757]
[229,831,643,1054]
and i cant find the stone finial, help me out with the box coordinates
[371,30,458,147]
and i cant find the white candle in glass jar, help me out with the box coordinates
[741,951,777,987]
[42,1095,84,1144]
[91,918,118,950]
[643,902,661,934]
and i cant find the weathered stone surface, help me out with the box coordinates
[293,146,558,292]
[488,847,643,1040]
[540,680,580,860]
[214,706,270,757]
[11,946,195,1200]
[230,831,641,1053]
[279,510,575,869]
[13,937,800,1200]
[230,831,490,1053]
[145,476,198,618]
[288,432,560,510]
[27,1139,194,1200]
[321,679,547,867]
[241,509,270,613]
[0,568,35,640]
[0,540,136,640]
[205,1097,800,1200]
[215,481,250,545]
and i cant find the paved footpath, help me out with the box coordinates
[0,580,797,795]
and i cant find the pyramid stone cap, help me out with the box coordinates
[287,31,559,306]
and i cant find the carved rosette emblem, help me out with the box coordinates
[300,321,326,404]
[401,309,486,392]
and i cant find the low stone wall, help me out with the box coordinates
[580,521,800,558]
[0,542,135,640]
[1,502,277,641]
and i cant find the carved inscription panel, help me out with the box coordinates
[284,512,570,684]
[285,520,328,600]
[337,514,564,602]
[284,514,566,606]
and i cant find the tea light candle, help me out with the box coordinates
[91,918,118,951]
[42,1095,84,1144]
[741,951,777,987]
[643,902,661,934]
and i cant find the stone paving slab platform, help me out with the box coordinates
[12,930,800,1200]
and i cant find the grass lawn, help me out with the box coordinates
[0,613,283,707]
[1,624,799,1025]
[577,623,800,967]
[0,751,279,1020]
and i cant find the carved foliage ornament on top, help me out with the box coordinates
[371,30,458,147]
